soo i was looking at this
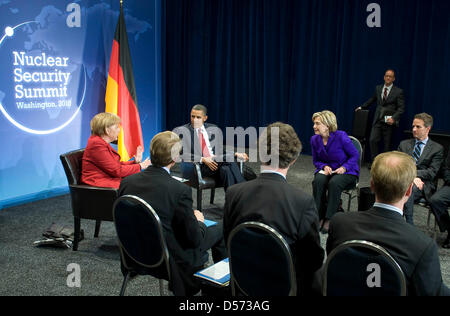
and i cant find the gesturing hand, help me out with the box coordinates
[134,145,144,163]
[414,177,424,191]
[202,156,218,171]
[139,157,151,170]
[235,152,249,162]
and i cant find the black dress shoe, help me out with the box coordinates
[443,235,450,249]
[320,220,330,234]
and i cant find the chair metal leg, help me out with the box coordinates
[94,220,101,238]
[210,188,216,205]
[197,188,202,211]
[231,279,236,296]
[159,279,165,296]
[433,218,438,240]
[73,217,81,251]
[120,272,130,296]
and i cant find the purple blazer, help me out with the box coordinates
[311,130,359,177]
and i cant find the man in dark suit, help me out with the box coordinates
[118,131,227,295]
[356,69,405,162]
[175,104,248,190]
[223,122,324,295]
[398,113,444,225]
[327,151,449,296]
[429,149,450,248]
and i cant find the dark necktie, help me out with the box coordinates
[383,87,388,101]
[413,141,423,163]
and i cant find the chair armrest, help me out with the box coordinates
[69,184,118,221]
[70,184,118,193]
[193,162,209,188]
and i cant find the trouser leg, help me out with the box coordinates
[313,173,330,220]
[429,186,450,232]
[369,122,383,162]
[325,174,358,220]
[403,185,423,225]
[219,162,245,191]
[381,124,395,153]
[199,221,227,263]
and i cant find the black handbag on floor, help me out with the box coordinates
[33,223,84,249]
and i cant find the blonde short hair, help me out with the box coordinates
[150,131,182,167]
[371,151,416,204]
[312,110,338,132]
[90,112,121,137]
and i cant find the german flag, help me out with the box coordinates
[105,3,143,162]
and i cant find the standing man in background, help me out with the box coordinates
[356,69,405,164]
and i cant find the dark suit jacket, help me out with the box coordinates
[398,138,444,198]
[327,207,449,296]
[223,173,325,295]
[361,84,405,126]
[443,150,450,186]
[175,122,225,163]
[118,166,207,294]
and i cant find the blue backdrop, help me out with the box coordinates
[0,0,162,209]
[162,0,450,154]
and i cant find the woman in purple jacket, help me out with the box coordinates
[311,111,359,233]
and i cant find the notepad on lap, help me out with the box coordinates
[204,219,217,227]
[172,176,188,183]
[194,258,230,286]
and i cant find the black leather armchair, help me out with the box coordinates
[60,149,118,251]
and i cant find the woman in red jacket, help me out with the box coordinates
[81,112,151,189]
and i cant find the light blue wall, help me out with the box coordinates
[0,0,162,209]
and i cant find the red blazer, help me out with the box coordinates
[81,135,141,189]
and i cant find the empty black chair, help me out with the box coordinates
[323,240,407,296]
[113,195,171,296]
[352,109,370,161]
[60,149,117,251]
[227,221,296,296]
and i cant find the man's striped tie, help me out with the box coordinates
[413,141,423,163]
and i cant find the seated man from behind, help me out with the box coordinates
[327,151,450,296]
[118,131,227,295]
[398,113,444,225]
[223,122,324,296]
[175,104,248,191]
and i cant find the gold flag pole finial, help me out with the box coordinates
[120,0,123,7]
